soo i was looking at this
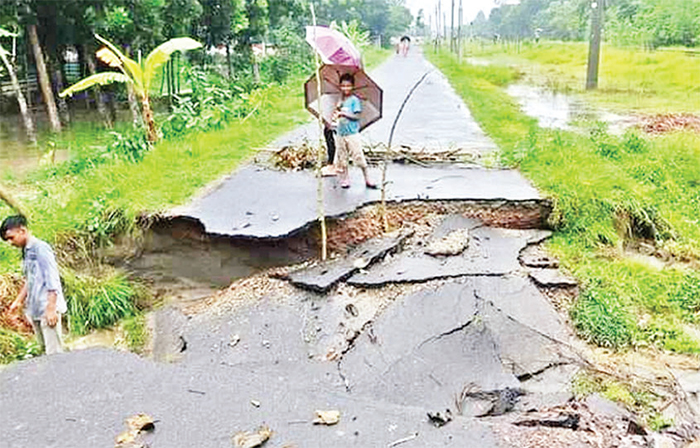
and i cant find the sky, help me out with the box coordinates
[405,0,514,26]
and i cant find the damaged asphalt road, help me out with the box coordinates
[0,212,589,448]
[0,50,665,448]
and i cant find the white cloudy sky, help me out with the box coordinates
[405,0,516,25]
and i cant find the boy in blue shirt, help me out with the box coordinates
[333,73,376,189]
[2,215,66,355]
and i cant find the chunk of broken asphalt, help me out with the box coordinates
[529,268,578,288]
[288,231,408,292]
[347,228,551,287]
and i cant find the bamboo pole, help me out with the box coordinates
[310,3,328,261]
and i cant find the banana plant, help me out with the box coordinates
[60,34,202,143]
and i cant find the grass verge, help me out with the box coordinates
[0,47,392,357]
[427,47,700,354]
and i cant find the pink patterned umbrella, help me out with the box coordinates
[305,26,362,68]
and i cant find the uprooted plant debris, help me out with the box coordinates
[365,146,474,165]
[272,143,318,170]
[639,113,700,135]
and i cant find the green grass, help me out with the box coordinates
[427,47,700,353]
[0,328,40,364]
[462,40,700,113]
[121,313,148,354]
[0,47,392,354]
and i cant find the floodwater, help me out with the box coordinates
[506,83,638,134]
[464,57,493,66]
[0,110,104,176]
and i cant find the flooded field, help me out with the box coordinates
[0,109,128,177]
[506,83,638,134]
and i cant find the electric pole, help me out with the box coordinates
[458,0,463,58]
[586,0,604,90]
[450,0,455,52]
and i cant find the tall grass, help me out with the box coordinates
[462,40,700,112]
[428,47,700,353]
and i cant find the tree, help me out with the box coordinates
[0,27,36,145]
[27,21,61,133]
[162,0,203,39]
[60,34,202,143]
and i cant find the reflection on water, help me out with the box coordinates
[0,110,107,176]
[0,114,45,175]
[464,57,493,67]
[506,84,637,135]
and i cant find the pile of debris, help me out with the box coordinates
[365,145,475,165]
[639,113,700,135]
[271,143,319,170]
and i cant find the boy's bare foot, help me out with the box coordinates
[321,165,338,177]
[341,180,351,189]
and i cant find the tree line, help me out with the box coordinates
[0,0,412,142]
[469,0,700,49]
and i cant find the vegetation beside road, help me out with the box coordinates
[0,46,391,363]
[428,45,700,354]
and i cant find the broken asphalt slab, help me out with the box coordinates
[529,268,579,288]
[340,277,577,412]
[0,348,506,448]
[347,226,551,287]
[287,231,409,293]
[169,163,544,238]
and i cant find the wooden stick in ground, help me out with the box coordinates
[310,3,328,261]
[380,70,433,231]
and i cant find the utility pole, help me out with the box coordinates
[437,0,442,40]
[450,0,455,52]
[586,0,604,90]
[458,0,463,58]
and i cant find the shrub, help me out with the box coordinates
[0,328,39,363]
[571,288,636,348]
[63,270,136,335]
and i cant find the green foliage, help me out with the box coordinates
[107,131,151,163]
[571,288,636,348]
[63,270,136,336]
[121,313,148,354]
[0,328,39,364]
[331,20,371,49]
[475,0,700,48]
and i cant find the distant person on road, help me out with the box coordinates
[332,73,376,189]
[400,35,411,57]
[2,215,66,355]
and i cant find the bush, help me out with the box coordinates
[571,288,636,348]
[63,270,136,335]
[121,313,148,354]
[0,328,39,363]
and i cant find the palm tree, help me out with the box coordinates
[0,27,37,145]
[60,35,202,143]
